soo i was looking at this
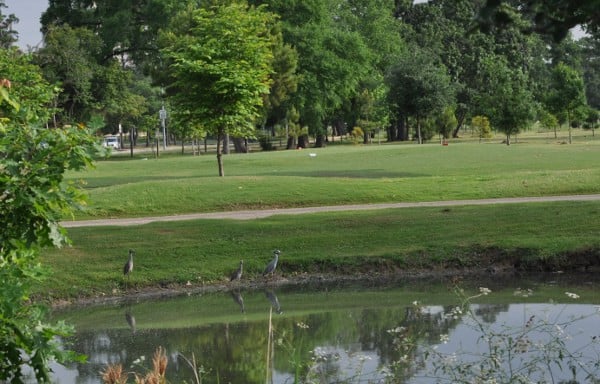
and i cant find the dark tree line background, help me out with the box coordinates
[2,0,599,148]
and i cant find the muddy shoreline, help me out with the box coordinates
[50,260,600,309]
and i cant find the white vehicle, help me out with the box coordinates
[103,136,120,149]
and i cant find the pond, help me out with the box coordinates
[41,274,600,383]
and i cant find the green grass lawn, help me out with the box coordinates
[70,138,600,219]
[39,201,600,301]
[35,138,600,301]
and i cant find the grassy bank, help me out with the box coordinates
[38,201,600,301]
[34,139,600,302]
[70,140,600,219]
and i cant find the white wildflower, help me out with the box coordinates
[446,306,463,320]
[296,321,309,329]
[440,334,450,344]
[387,326,406,334]
[479,287,492,295]
[380,366,393,378]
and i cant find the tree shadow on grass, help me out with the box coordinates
[257,169,428,179]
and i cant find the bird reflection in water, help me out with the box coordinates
[265,289,283,314]
[230,290,245,313]
[125,310,136,334]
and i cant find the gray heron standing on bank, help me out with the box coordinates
[123,249,135,280]
[263,250,281,277]
[230,260,243,282]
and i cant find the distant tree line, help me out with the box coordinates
[2,0,597,158]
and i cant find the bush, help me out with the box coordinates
[351,126,364,143]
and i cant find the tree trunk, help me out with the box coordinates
[397,117,408,141]
[130,131,134,158]
[286,136,296,149]
[232,137,248,153]
[314,132,325,147]
[452,111,466,138]
[332,119,346,139]
[416,116,422,144]
[506,133,511,146]
[155,128,160,158]
[386,125,395,142]
[223,133,230,154]
[297,135,308,148]
[217,132,225,177]
[567,111,572,144]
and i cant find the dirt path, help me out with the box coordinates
[61,194,600,228]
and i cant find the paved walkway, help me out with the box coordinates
[60,194,600,228]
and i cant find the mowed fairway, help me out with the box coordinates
[68,139,600,219]
[38,139,600,301]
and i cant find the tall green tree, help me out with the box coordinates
[96,61,148,144]
[34,24,102,124]
[545,62,587,144]
[160,2,275,176]
[257,22,298,137]
[0,48,95,382]
[41,0,183,69]
[580,37,600,111]
[330,0,403,144]
[475,56,536,145]
[386,47,455,144]
[250,0,373,147]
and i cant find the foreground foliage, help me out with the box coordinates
[0,48,96,382]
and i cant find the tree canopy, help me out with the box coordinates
[160,2,275,176]
[476,0,600,41]
[21,0,598,154]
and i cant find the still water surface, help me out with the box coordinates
[46,275,600,383]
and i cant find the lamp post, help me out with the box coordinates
[159,106,167,150]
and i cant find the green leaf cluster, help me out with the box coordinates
[0,50,96,382]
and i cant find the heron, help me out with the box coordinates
[123,249,135,280]
[263,250,281,277]
[230,260,243,282]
